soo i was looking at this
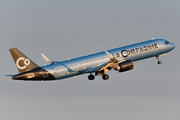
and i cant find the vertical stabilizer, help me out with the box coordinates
[9,48,39,73]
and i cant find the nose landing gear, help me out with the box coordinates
[158,61,162,64]
[156,56,162,65]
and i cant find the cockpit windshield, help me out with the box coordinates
[165,41,169,45]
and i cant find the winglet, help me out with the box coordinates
[105,50,114,59]
[41,53,51,63]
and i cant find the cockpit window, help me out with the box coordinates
[165,41,169,45]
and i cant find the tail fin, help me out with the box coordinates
[9,48,39,73]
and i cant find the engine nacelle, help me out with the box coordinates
[114,60,134,72]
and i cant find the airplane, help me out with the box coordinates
[7,39,175,81]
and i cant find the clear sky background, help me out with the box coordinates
[0,0,180,120]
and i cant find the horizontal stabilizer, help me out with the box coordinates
[5,75,15,77]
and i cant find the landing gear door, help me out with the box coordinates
[42,69,48,78]
[157,40,163,50]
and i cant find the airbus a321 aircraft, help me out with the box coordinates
[7,39,175,81]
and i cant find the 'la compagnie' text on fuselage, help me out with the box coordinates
[112,43,158,58]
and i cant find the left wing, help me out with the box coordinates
[41,53,61,65]
[41,53,53,63]
[41,53,71,64]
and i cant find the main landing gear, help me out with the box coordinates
[88,74,95,80]
[102,74,109,80]
[88,74,109,80]
[156,56,162,65]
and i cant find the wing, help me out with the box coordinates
[5,75,15,77]
[41,53,60,65]
[41,53,52,63]
[41,53,70,64]
[95,51,125,76]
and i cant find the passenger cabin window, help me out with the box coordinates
[165,41,169,45]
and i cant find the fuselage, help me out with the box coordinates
[12,39,175,81]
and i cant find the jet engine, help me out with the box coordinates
[114,60,134,72]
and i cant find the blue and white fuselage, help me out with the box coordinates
[9,39,175,81]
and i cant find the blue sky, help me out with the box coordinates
[0,0,180,120]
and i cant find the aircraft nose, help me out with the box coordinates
[170,42,175,50]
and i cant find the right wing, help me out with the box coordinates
[95,51,125,76]
[41,53,52,63]
[41,53,71,64]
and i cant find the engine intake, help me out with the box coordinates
[115,60,134,72]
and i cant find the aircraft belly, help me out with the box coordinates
[51,67,86,79]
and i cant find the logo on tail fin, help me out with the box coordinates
[16,57,30,70]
